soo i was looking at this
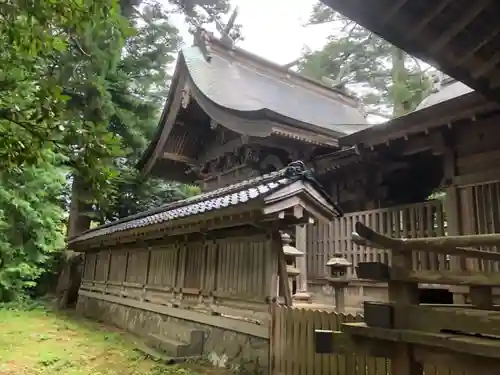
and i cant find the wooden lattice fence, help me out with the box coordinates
[306,200,447,279]
[270,305,467,375]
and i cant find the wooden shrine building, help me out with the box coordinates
[72,161,341,371]
[302,0,500,309]
[134,30,377,303]
[307,2,500,375]
[137,30,369,189]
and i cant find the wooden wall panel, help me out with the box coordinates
[306,200,447,279]
[109,251,127,282]
[215,236,268,300]
[125,250,149,284]
[81,234,272,309]
[148,245,178,287]
[184,242,204,289]
[94,251,109,282]
[83,253,96,281]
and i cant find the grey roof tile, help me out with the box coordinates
[71,162,341,244]
[181,45,369,135]
[416,79,473,111]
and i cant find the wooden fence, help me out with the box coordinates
[306,200,447,279]
[270,305,467,375]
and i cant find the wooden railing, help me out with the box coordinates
[322,222,500,375]
[306,200,447,279]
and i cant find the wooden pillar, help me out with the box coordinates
[443,145,467,303]
[293,225,311,302]
[390,250,423,375]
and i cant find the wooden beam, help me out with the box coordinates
[327,331,397,357]
[197,137,246,164]
[453,23,500,67]
[381,0,408,24]
[473,49,500,79]
[429,0,491,54]
[379,303,500,337]
[453,166,500,186]
[399,269,500,286]
[407,0,454,39]
[72,208,265,251]
[341,322,500,359]
[353,222,500,259]
[162,152,196,165]
[488,67,500,89]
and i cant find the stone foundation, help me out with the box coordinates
[77,295,269,374]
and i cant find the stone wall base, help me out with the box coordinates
[77,295,269,374]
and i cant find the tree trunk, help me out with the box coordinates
[56,176,90,309]
[392,46,408,117]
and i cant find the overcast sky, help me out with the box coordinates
[227,0,332,64]
[172,0,332,64]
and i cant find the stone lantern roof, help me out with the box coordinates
[281,232,304,257]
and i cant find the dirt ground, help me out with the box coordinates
[0,304,231,375]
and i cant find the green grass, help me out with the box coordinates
[0,303,224,375]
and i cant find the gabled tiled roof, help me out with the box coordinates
[69,161,342,244]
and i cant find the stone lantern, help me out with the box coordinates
[281,232,303,299]
[325,253,352,312]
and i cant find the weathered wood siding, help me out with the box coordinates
[444,116,500,275]
[306,200,447,279]
[80,234,274,315]
[271,305,468,375]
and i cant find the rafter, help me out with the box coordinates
[473,50,500,79]
[407,0,454,39]
[429,0,491,54]
[453,23,500,67]
[380,0,409,24]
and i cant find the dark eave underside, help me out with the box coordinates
[340,91,499,146]
[321,0,500,105]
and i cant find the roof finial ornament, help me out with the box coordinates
[214,6,240,49]
[193,27,213,62]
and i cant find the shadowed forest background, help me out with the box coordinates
[0,0,436,303]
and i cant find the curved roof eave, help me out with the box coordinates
[180,46,370,135]
[136,60,186,174]
[138,43,371,176]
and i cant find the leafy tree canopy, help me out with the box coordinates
[298,3,434,118]
[0,0,242,301]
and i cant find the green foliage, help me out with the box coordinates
[0,0,129,196]
[101,167,200,223]
[299,4,433,118]
[0,152,67,301]
[96,2,190,223]
[0,0,232,301]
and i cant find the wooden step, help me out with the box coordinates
[147,333,194,358]
[161,324,205,350]
[134,341,201,365]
